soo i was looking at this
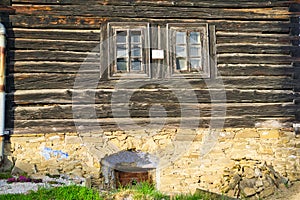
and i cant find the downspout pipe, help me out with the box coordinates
[0,23,6,162]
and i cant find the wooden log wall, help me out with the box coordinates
[1,0,299,134]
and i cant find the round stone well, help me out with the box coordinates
[101,150,159,189]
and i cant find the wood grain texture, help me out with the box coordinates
[4,0,299,133]
[8,88,297,105]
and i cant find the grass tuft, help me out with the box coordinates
[0,181,234,200]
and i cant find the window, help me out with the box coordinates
[167,24,210,78]
[102,22,215,79]
[107,23,150,78]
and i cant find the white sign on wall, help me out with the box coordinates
[152,50,164,59]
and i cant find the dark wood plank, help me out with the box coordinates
[9,116,294,134]
[8,88,297,105]
[10,103,296,120]
[9,15,104,28]
[217,54,293,64]
[218,64,294,76]
[7,38,99,51]
[11,5,291,19]
[217,45,295,54]
[8,50,100,62]
[216,34,297,44]
[8,61,99,73]
[7,28,100,41]
[11,0,294,8]
[7,15,291,34]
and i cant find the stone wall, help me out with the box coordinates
[0,128,299,198]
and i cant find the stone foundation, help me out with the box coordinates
[0,128,299,197]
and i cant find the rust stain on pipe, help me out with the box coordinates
[0,47,5,93]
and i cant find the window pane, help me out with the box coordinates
[176,58,187,70]
[131,45,142,57]
[190,45,201,57]
[117,58,128,71]
[131,59,142,71]
[117,44,128,58]
[190,59,201,71]
[131,31,141,43]
[176,32,186,44]
[190,32,201,44]
[116,31,127,43]
[176,46,187,57]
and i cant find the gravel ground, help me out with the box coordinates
[0,176,83,195]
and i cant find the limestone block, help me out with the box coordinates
[48,168,60,176]
[65,136,82,144]
[141,138,157,152]
[83,136,103,144]
[109,138,122,148]
[48,135,63,141]
[255,179,263,187]
[287,172,300,181]
[242,187,256,197]
[244,167,255,179]
[201,174,218,184]
[235,129,259,138]
[259,129,280,139]
[259,186,275,198]
[258,146,273,155]
[279,137,290,144]
[28,137,46,143]
[62,162,76,172]
[10,136,27,143]
[117,134,128,141]
[153,134,169,141]
[12,160,35,175]
[71,168,83,177]
[229,150,254,160]
[84,176,92,188]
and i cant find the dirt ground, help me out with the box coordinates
[265,181,300,200]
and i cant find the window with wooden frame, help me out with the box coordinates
[107,22,150,78]
[167,23,210,78]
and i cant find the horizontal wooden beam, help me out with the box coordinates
[8,88,297,105]
[10,103,296,120]
[11,0,296,8]
[9,116,294,134]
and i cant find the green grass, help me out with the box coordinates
[0,182,233,200]
[0,172,13,179]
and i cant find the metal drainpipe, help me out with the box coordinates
[0,23,6,163]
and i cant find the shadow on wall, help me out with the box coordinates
[0,137,14,173]
[0,3,15,140]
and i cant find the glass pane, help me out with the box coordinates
[131,45,142,57]
[117,58,127,71]
[117,44,128,58]
[116,31,127,43]
[176,58,187,70]
[190,45,201,57]
[176,46,187,57]
[131,59,142,71]
[131,31,141,43]
[190,59,201,71]
[176,32,186,44]
[190,32,201,44]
